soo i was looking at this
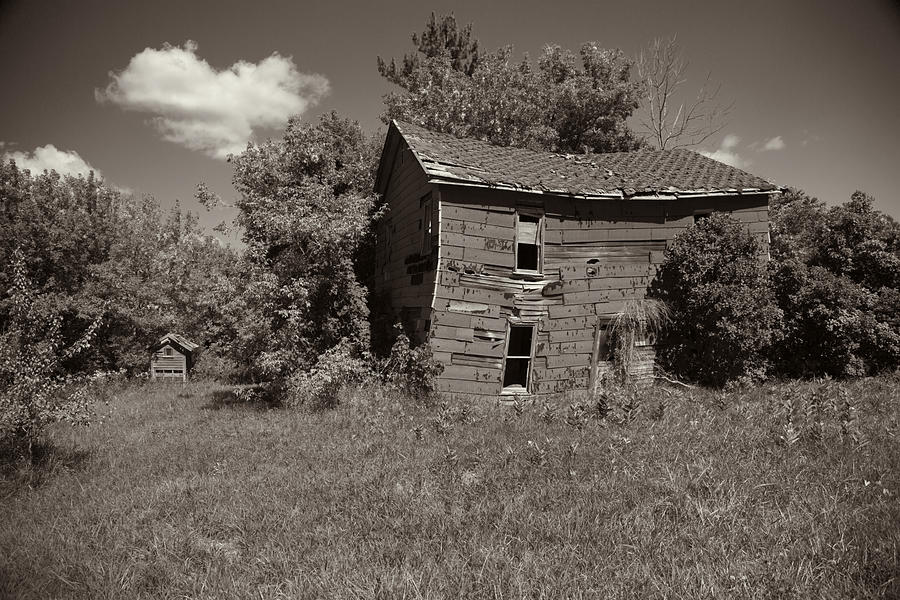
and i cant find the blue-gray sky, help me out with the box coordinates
[1,0,898,243]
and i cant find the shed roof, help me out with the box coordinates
[152,332,199,353]
[379,120,778,199]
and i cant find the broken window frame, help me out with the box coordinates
[514,210,543,274]
[501,321,537,395]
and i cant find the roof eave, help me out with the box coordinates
[427,177,780,200]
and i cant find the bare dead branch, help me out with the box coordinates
[636,37,731,150]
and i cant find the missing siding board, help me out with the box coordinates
[502,323,535,393]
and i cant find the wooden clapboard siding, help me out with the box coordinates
[150,344,188,381]
[373,145,439,343]
[420,184,771,398]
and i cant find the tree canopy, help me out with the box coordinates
[227,112,381,391]
[379,14,643,154]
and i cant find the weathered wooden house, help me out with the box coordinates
[149,333,199,382]
[374,121,778,398]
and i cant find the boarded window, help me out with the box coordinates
[516,213,542,272]
[502,324,535,392]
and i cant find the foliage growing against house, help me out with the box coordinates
[651,213,783,386]
[227,112,382,398]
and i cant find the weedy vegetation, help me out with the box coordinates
[1,375,897,599]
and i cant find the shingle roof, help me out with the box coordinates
[152,332,199,353]
[393,120,778,198]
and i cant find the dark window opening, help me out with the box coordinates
[693,212,712,223]
[517,243,538,270]
[421,194,433,255]
[503,324,535,391]
[598,323,610,361]
[164,347,173,356]
[516,213,542,272]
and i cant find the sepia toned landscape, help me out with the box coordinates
[2,2,899,598]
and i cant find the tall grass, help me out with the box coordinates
[608,298,670,382]
[1,376,898,599]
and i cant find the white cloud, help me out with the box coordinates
[96,40,329,159]
[4,144,101,178]
[700,134,749,169]
[721,134,740,150]
[761,136,785,151]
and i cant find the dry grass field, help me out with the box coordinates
[1,376,898,599]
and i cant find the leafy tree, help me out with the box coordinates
[651,213,782,386]
[228,112,381,394]
[770,190,900,377]
[379,14,643,153]
[0,160,238,377]
[378,12,480,82]
[1,250,102,460]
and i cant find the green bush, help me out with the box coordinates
[650,213,782,386]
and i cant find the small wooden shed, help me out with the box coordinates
[149,333,199,382]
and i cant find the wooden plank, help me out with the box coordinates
[440,364,502,383]
[462,247,515,268]
[465,340,505,358]
[431,311,472,328]
[431,351,453,364]
[431,325,474,343]
[547,353,592,369]
[451,353,504,370]
[548,304,595,319]
[547,328,595,344]
[430,338,468,353]
[441,245,465,260]
[444,299,492,315]
[438,271,460,287]
[589,319,601,394]
[545,340,596,354]
[435,378,501,395]
[546,315,594,331]
[435,285,513,306]
[565,288,640,305]
[471,315,507,332]
[587,276,651,291]
[532,376,590,392]
[442,205,515,226]
[442,219,516,240]
[560,263,656,280]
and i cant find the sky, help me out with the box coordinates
[1,0,898,244]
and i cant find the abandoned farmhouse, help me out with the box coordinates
[374,121,779,398]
